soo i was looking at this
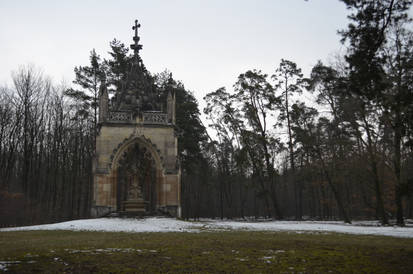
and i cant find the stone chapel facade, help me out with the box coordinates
[91,20,181,217]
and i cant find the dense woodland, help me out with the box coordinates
[1,0,413,226]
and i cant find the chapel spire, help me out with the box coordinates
[130,19,143,56]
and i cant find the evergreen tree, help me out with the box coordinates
[272,59,305,220]
[233,70,283,219]
[65,49,105,138]
[339,0,412,225]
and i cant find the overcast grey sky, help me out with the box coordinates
[0,0,350,105]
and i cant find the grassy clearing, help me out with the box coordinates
[0,230,412,273]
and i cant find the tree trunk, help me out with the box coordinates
[317,148,352,224]
[393,116,404,226]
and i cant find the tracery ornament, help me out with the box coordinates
[108,111,133,122]
[142,112,168,125]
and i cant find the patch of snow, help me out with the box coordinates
[266,249,285,254]
[261,256,274,264]
[0,261,21,271]
[1,217,413,238]
[62,248,159,255]
[235,257,248,262]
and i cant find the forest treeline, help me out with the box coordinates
[0,67,93,225]
[1,0,413,226]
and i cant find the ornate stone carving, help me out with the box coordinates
[108,135,167,172]
[127,178,143,200]
[108,111,133,122]
[142,112,168,125]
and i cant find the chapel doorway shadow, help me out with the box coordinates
[116,142,157,216]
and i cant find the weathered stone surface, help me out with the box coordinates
[92,122,181,217]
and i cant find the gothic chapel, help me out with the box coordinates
[92,20,181,217]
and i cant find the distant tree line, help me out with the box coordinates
[0,66,93,226]
[1,0,412,226]
[183,0,413,225]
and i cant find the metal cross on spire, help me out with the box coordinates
[131,19,143,55]
[133,20,140,37]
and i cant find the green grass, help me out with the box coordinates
[0,230,412,273]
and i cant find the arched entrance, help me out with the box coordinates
[116,142,157,214]
[93,129,181,218]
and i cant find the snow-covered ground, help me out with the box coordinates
[1,217,413,238]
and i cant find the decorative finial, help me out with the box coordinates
[131,19,143,55]
[168,73,174,85]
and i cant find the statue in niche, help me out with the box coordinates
[125,160,144,201]
[117,142,158,213]
[127,175,143,200]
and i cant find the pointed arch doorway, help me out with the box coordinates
[117,142,157,214]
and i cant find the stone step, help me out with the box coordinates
[122,199,147,213]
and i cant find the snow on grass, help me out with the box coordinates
[1,217,413,238]
[0,217,204,233]
[205,219,413,238]
[63,248,154,254]
[0,261,21,271]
